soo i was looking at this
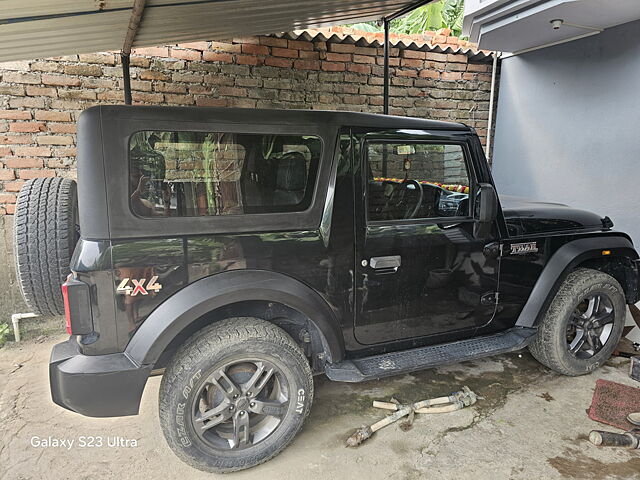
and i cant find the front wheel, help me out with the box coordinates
[159,318,313,473]
[529,268,626,376]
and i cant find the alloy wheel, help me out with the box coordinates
[566,294,615,359]
[191,358,290,450]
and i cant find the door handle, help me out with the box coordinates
[369,255,401,272]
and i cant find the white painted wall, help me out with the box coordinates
[492,19,640,344]
[492,19,640,246]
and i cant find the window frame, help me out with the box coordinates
[126,129,323,219]
[362,137,477,226]
[97,108,338,239]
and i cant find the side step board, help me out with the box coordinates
[325,327,537,383]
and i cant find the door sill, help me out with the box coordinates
[325,327,536,382]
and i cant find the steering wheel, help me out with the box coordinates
[455,197,469,217]
[382,179,424,219]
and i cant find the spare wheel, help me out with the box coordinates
[14,177,80,316]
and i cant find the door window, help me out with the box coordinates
[366,142,471,222]
[128,131,321,218]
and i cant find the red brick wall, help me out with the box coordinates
[0,35,494,215]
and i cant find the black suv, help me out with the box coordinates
[14,106,639,472]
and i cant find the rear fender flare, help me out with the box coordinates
[125,269,344,366]
[515,235,639,328]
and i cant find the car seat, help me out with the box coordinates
[273,152,307,205]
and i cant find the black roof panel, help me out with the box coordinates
[88,105,470,131]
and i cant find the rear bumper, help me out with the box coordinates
[49,338,152,417]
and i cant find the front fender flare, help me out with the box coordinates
[515,235,639,328]
[125,269,344,366]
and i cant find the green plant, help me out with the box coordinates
[441,0,465,36]
[345,0,466,38]
[0,323,11,347]
[393,1,445,35]
[346,22,381,33]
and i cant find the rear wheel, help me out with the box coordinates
[529,268,626,376]
[159,318,313,473]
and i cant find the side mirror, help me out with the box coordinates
[474,183,498,238]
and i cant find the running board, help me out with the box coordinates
[325,328,537,383]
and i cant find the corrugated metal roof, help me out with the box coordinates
[0,11,132,61]
[0,0,133,19]
[134,0,410,46]
[277,28,493,61]
[0,0,419,62]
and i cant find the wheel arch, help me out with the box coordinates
[125,269,345,368]
[515,235,639,328]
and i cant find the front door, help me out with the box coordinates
[354,132,500,345]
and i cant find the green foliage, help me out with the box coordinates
[347,22,381,33]
[0,323,11,347]
[345,0,466,38]
[441,0,465,36]
[392,2,445,35]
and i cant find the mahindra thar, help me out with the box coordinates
[14,106,639,472]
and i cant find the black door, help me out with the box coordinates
[353,132,500,345]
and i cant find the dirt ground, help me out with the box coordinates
[1,331,639,480]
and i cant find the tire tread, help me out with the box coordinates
[14,177,78,316]
[529,268,625,376]
[159,317,313,473]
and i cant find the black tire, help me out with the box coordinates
[159,318,313,473]
[14,177,79,316]
[529,268,626,376]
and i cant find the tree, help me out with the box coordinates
[347,0,465,38]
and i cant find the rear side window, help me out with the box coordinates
[129,131,321,217]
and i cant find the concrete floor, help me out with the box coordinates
[1,333,639,480]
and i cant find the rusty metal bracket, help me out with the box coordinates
[121,0,147,105]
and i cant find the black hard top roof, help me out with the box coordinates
[87,105,470,131]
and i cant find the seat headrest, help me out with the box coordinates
[275,152,307,191]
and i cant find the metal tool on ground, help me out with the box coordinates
[589,429,640,449]
[346,386,478,447]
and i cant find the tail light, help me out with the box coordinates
[61,277,73,334]
[61,275,93,335]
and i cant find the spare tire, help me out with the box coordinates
[14,177,79,316]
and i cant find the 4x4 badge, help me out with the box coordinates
[116,276,162,296]
[509,242,538,255]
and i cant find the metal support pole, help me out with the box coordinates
[486,53,499,163]
[383,18,390,115]
[121,53,132,105]
[121,0,147,105]
[381,1,435,115]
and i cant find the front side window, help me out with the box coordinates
[129,131,321,218]
[366,142,471,222]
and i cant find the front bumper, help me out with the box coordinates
[50,338,152,417]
